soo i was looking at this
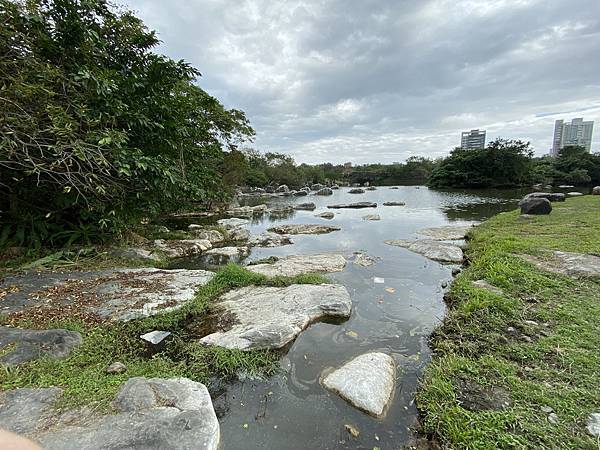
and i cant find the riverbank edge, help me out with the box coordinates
[415,196,600,449]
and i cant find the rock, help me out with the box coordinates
[0,268,214,322]
[153,239,212,258]
[353,253,379,267]
[224,206,253,217]
[275,185,289,193]
[540,405,554,414]
[587,413,600,437]
[268,224,340,235]
[344,424,360,437]
[315,212,335,219]
[519,197,552,215]
[328,202,377,209]
[0,327,82,366]
[348,188,365,194]
[39,377,220,450]
[383,201,405,206]
[557,185,574,188]
[331,185,340,190]
[205,246,249,259]
[200,284,352,350]
[452,268,461,276]
[247,254,346,277]
[311,183,325,191]
[522,251,600,278]
[385,239,463,263]
[140,331,171,345]
[366,186,377,191]
[228,227,250,242]
[592,186,600,195]
[567,191,583,196]
[247,232,292,248]
[188,228,225,244]
[294,202,316,211]
[106,362,127,374]
[322,352,395,418]
[315,187,333,195]
[389,186,399,189]
[293,190,308,196]
[362,214,380,221]
[0,387,62,434]
[472,280,503,295]
[156,226,170,233]
[217,218,249,229]
[548,413,559,425]
[521,192,565,202]
[417,225,472,240]
[110,247,163,262]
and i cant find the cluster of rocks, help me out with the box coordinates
[518,192,568,215]
[238,184,339,198]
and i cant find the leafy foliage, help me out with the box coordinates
[0,0,253,247]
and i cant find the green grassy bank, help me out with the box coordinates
[1,264,327,410]
[417,196,600,448]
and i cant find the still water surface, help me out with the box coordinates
[174,186,532,449]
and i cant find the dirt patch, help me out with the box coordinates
[455,378,512,412]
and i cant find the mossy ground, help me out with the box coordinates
[417,196,600,449]
[1,263,328,410]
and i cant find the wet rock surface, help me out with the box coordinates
[268,224,341,235]
[1,268,214,322]
[417,225,473,240]
[385,239,464,263]
[328,202,377,209]
[322,352,396,417]
[247,253,346,277]
[200,284,352,350]
[0,327,82,366]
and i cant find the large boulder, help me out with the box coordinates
[153,239,212,258]
[188,228,225,244]
[0,327,82,366]
[268,224,340,235]
[247,254,346,277]
[247,232,293,247]
[315,187,333,196]
[200,284,352,350]
[227,227,250,242]
[519,197,552,215]
[322,352,395,417]
[385,239,463,263]
[328,202,377,209]
[294,202,316,211]
[204,246,249,262]
[592,186,600,195]
[38,378,220,450]
[310,183,325,191]
[275,185,289,193]
[293,190,308,197]
[521,192,565,202]
[349,188,365,194]
[0,268,214,322]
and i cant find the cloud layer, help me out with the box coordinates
[127,0,600,163]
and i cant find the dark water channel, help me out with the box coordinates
[169,186,552,449]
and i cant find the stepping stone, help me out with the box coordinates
[315,212,335,219]
[328,202,377,209]
[385,239,463,263]
[200,284,351,350]
[322,352,395,417]
[247,254,346,277]
[362,214,380,221]
[247,232,292,247]
[417,225,473,240]
[0,327,82,366]
[268,224,340,235]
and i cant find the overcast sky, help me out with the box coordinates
[126,0,600,164]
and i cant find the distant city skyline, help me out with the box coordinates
[460,129,486,149]
[551,117,594,156]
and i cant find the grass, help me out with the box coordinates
[1,263,329,410]
[416,196,600,449]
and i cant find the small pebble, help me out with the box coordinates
[106,362,127,374]
[344,424,360,437]
[541,406,554,413]
[548,413,559,425]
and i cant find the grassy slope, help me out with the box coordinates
[1,264,328,410]
[417,196,600,449]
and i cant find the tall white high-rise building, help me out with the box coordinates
[460,129,486,149]
[551,118,594,156]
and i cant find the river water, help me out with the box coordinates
[173,186,535,449]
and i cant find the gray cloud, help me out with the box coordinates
[126,0,600,164]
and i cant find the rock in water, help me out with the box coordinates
[382,201,405,206]
[315,187,333,195]
[38,377,220,450]
[417,225,473,240]
[247,232,293,247]
[0,327,82,366]
[217,218,250,229]
[200,284,352,350]
[322,352,395,417]
[204,246,249,259]
[247,254,346,277]
[294,202,316,211]
[348,188,365,194]
[362,214,380,221]
[328,202,377,209]
[519,197,552,215]
[315,212,335,219]
[268,224,340,235]
[385,239,463,263]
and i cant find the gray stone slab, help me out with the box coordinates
[417,225,473,240]
[385,239,464,263]
[0,327,82,366]
[247,254,346,277]
[268,224,340,235]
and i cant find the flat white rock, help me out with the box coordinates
[385,239,463,263]
[322,352,396,417]
[247,254,346,277]
[200,284,351,350]
[417,225,473,240]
